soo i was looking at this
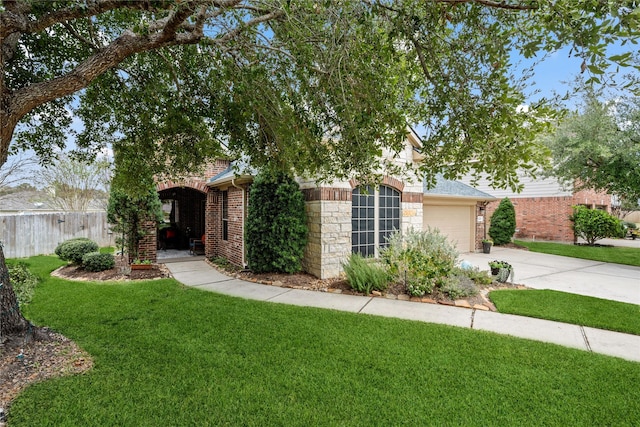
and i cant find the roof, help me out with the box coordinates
[207,159,256,187]
[424,175,496,200]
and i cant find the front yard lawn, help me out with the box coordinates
[6,256,640,426]
[491,289,640,336]
[514,239,640,267]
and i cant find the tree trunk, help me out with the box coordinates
[0,243,31,339]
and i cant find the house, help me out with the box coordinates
[149,134,496,279]
[458,172,613,242]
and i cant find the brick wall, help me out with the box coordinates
[485,189,612,242]
[206,185,248,267]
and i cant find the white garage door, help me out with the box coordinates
[423,204,474,253]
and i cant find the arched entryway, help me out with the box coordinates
[158,186,207,251]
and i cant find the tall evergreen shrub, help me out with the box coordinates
[107,184,163,260]
[246,168,308,273]
[489,197,516,245]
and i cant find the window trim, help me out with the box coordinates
[351,185,401,257]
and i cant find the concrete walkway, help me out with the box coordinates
[461,247,640,305]
[166,260,640,363]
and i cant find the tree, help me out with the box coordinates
[570,205,624,246]
[107,183,163,263]
[1,0,638,336]
[38,154,111,212]
[246,168,308,274]
[0,154,35,194]
[489,198,516,245]
[543,93,640,205]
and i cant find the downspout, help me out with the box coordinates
[231,178,246,268]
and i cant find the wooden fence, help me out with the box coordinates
[0,212,113,258]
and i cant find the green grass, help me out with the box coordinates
[491,289,640,335]
[7,256,640,426]
[515,239,640,267]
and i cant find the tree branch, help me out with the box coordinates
[436,0,539,11]
[61,21,101,51]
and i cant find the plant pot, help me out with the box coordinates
[131,264,152,270]
[482,242,492,254]
[497,267,511,283]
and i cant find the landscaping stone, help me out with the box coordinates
[397,294,410,301]
[455,300,472,308]
[473,304,490,311]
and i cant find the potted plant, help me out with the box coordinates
[482,239,493,254]
[131,259,153,270]
[488,260,512,283]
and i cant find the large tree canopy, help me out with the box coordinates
[542,93,640,205]
[1,0,639,337]
[2,0,639,190]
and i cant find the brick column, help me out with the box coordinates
[133,219,157,263]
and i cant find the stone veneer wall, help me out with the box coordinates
[301,185,425,279]
[401,192,423,233]
[302,188,352,279]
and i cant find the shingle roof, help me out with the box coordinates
[208,159,256,187]
[424,175,496,200]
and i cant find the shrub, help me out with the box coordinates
[55,237,91,258]
[381,228,459,297]
[342,253,389,294]
[246,168,308,274]
[489,198,516,245]
[8,262,38,308]
[440,275,478,300]
[108,184,164,260]
[570,205,624,245]
[82,252,115,272]
[456,266,493,285]
[57,239,99,264]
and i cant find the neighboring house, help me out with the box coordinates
[459,172,613,242]
[151,132,496,279]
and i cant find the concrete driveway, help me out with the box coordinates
[462,246,640,305]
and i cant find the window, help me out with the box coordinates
[352,185,400,257]
[222,191,229,241]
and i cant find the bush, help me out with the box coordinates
[440,275,478,300]
[82,252,115,272]
[56,238,99,264]
[342,253,389,294]
[8,262,38,308]
[381,228,458,297]
[456,266,493,285]
[570,206,624,245]
[489,198,516,245]
[246,168,308,274]
[55,237,91,258]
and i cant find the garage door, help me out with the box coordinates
[423,204,473,253]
